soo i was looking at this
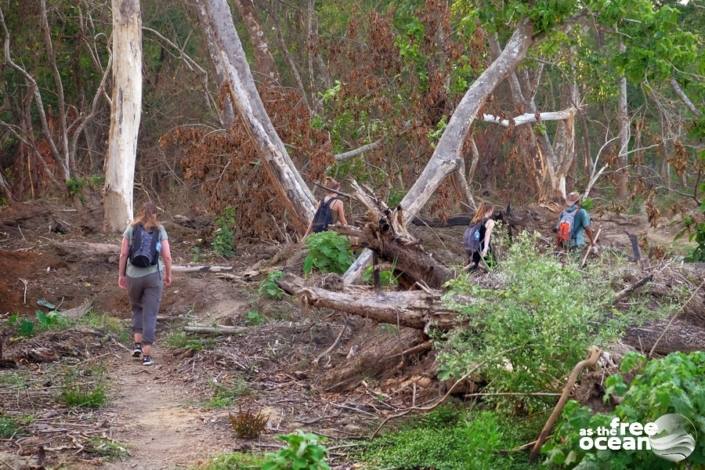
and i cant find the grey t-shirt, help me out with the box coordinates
[123,224,168,278]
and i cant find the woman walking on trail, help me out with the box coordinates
[464,202,496,270]
[118,202,172,366]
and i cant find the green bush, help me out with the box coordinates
[87,437,130,460]
[360,407,535,470]
[438,233,619,413]
[544,351,705,468]
[0,414,32,439]
[303,232,353,275]
[6,310,69,338]
[205,378,251,409]
[362,265,398,287]
[199,452,266,470]
[244,310,266,326]
[213,206,236,258]
[165,332,214,352]
[258,270,285,300]
[61,383,107,408]
[263,431,329,470]
[686,219,705,262]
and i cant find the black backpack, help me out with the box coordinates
[310,197,339,233]
[463,219,485,254]
[129,224,160,268]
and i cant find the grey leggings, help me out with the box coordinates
[127,272,163,345]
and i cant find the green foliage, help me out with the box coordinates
[205,379,251,409]
[66,175,104,198]
[199,451,266,470]
[6,310,69,338]
[0,414,29,438]
[360,407,535,470]
[438,233,619,412]
[428,115,448,146]
[77,311,130,344]
[320,80,342,104]
[213,206,236,258]
[580,197,594,211]
[258,271,285,300]
[263,431,329,470]
[165,332,214,352]
[544,351,705,467]
[244,310,266,326]
[362,266,398,287]
[87,437,130,460]
[303,232,353,275]
[387,187,405,209]
[61,383,107,409]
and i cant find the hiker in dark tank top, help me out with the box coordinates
[463,202,496,270]
[118,202,172,366]
[304,178,348,236]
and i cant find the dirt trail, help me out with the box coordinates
[103,355,231,469]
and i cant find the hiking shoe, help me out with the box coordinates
[132,343,142,358]
[142,355,154,366]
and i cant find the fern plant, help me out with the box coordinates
[303,232,353,275]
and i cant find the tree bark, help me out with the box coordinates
[104,0,142,233]
[344,20,534,284]
[232,0,279,84]
[193,0,316,231]
[616,43,630,199]
[277,273,459,330]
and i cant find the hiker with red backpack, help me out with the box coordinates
[555,192,595,251]
[118,202,172,366]
[304,178,348,236]
[464,202,496,270]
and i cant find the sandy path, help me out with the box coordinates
[103,356,231,469]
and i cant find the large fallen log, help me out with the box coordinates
[333,181,455,289]
[277,273,460,331]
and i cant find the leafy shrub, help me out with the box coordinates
[263,431,329,470]
[199,452,266,470]
[685,217,705,262]
[205,378,251,409]
[61,383,107,408]
[213,206,236,258]
[258,270,285,300]
[360,408,535,470]
[362,265,398,287]
[438,233,618,413]
[229,406,269,439]
[244,310,266,326]
[7,311,69,338]
[544,351,705,468]
[0,415,26,438]
[165,332,214,352]
[303,231,353,275]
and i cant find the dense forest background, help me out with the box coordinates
[1,0,703,241]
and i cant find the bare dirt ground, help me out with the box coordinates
[0,197,701,469]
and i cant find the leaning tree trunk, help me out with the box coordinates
[344,20,534,283]
[232,0,279,85]
[104,0,142,232]
[194,0,316,231]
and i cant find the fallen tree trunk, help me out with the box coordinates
[335,181,454,289]
[277,273,460,331]
[184,324,249,335]
[332,224,453,289]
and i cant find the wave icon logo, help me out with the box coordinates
[649,414,696,463]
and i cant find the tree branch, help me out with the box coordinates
[481,108,576,127]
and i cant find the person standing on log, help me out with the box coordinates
[118,202,172,366]
[464,202,496,270]
[304,177,348,236]
[555,191,594,251]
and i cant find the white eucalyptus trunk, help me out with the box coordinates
[104,0,142,232]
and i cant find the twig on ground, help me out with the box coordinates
[313,321,347,366]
